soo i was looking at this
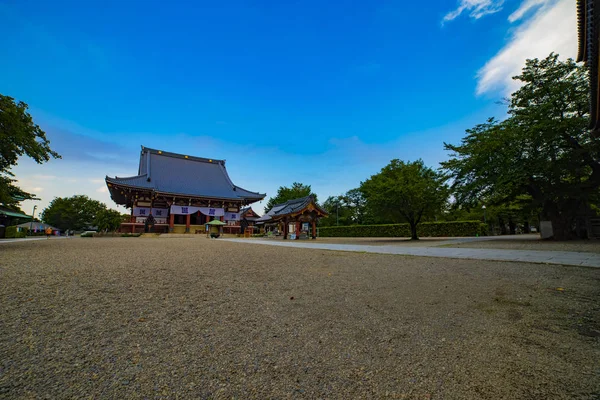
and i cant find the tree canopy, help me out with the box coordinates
[442,54,598,239]
[360,159,448,240]
[0,95,61,207]
[41,195,113,231]
[264,182,317,212]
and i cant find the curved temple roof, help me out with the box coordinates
[256,195,328,223]
[106,146,265,205]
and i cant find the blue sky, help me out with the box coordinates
[2,0,575,214]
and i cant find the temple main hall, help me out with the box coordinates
[105,146,265,233]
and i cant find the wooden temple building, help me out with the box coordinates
[105,146,266,233]
[256,195,328,239]
[577,0,600,135]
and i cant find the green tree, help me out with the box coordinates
[264,182,317,212]
[442,54,598,240]
[95,209,127,232]
[0,95,61,206]
[41,195,107,231]
[360,159,449,240]
[320,195,353,226]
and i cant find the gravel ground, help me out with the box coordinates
[1,237,599,399]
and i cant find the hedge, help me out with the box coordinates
[318,221,487,238]
[5,226,27,239]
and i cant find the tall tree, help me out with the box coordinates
[442,54,598,240]
[264,182,317,212]
[41,195,107,231]
[0,95,61,207]
[360,159,448,240]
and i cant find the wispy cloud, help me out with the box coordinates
[476,0,575,96]
[443,0,504,23]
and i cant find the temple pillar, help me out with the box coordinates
[169,213,175,233]
[185,214,191,233]
[312,220,316,239]
[283,219,288,240]
[295,220,301,240]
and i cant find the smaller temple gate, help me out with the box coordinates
[256,195,328,239]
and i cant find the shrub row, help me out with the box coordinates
[5,226,27,238]
[318,221,487,238]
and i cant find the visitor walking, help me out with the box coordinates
[45,226,52,239]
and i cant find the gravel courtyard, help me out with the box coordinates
[1,237,599,399]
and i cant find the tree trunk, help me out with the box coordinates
[550,215,575,240]
[523,220,530,234]
[410,223,418,240]
[508,217,516,235]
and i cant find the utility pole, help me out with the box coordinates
[482,205,487,224]
[336,202,339,226]
[30,205,37,236]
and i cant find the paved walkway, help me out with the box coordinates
[222,238,600,268]
[0,237,67,244]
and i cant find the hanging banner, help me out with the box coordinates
[169,206,225,216]
[134,207,169,217]
[170,205,200,215]
[151,208,169,218]
[133,207,151,217]
[198,207,225,217]
[224,212,240,221]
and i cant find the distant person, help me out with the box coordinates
[45,226,52,239]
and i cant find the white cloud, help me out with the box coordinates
[96,186,108,193]
[477,0,576,96]
[508,0,546,22]
[443,0,504,23]
[89,178,105,184]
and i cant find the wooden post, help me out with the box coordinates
[283,219,288,240]
[169,213,175,233]
[295,220,301,240]
[185,214,191,233]
[312,220,316,239]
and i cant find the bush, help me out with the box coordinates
[5,226,26,238]
[318,221,487,238]
[120,233,141,237]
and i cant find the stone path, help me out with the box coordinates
[222,238,600,268]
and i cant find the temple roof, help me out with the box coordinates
[256,195,327,223]
[106,146,266,204]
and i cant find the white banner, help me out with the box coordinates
[133,207,151,217]
[134,207,169,217]
[224,211,240,221]
[169,205,225,216]
[151,208,169,218]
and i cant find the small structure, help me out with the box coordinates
[16,221,59,235]
[223,206,261,234]
[256,195,328,239]
[105,146,265,234]
[206,219,226,238]
[0,206,31,227]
